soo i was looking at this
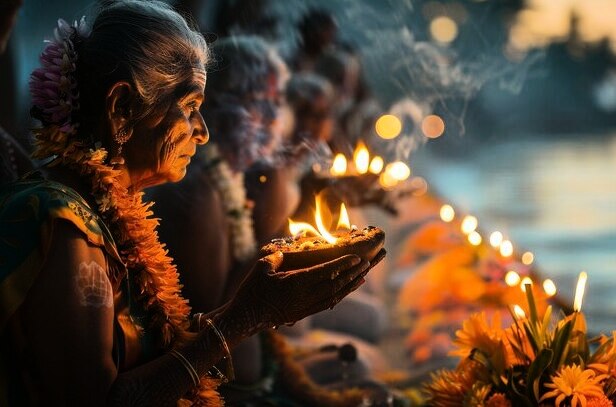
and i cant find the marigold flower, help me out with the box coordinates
[450,312,510,372]
[587,394,614,407]
[540,364,608,407]
[486,393,511,407]
[424,368,474,407]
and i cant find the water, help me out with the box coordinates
[412,134,616,333]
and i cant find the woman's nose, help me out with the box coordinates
[193,112,209,145]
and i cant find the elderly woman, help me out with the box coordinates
[151,35,291,392]
[0,2,372,405]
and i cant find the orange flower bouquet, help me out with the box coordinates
[424,274,616,406]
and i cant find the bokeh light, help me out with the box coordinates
[421,115,446,138]
[259,175,267,183]
[489,231,503,248]
[379,170,399,190]
[440,204,455,222]
[520,276,533,292]
[386,161,411,181]
[522,251,535,265]
[500,240,514,257]
[461,215,478,234]
[505,270,521,286]
[375,114,402,139]
[430,16,458,44]
[468,231,482,246]
[543,279,557,297]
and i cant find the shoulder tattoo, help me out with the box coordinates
[74,261,113,308]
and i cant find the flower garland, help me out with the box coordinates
[198,143,257,263]
[29,18,224,404]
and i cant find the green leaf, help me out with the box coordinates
[506,370,534,407]
[527,348,553,402]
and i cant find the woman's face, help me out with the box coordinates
[124,70,209,188]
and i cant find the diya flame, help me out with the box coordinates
[289,196,351,244]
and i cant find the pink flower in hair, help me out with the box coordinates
[30,17,89,135]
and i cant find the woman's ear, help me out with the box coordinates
[106,81,135,136]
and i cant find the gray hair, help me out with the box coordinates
[75,0,209,132]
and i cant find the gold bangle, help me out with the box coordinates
[205,318,235,382]
[169,349,199,387]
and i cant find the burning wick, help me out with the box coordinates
[520,277,533,293]
[289,197,351,245]
[573,271,587,312]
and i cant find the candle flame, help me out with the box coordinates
[331,153,347,176]
[369,156,384,174]
[513,304,526,319]
[337,203,351,230]
[573,271,587,312]
[315,196,338,244]
[353,141,370,174]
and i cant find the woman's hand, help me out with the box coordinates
[226,250,384,337]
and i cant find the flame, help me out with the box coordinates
[573,271,587,312]
[337,203,350,230]
[315,196,338,244]
[288,219,320,237]
[354,141,370,174]
[288,196,351,244]
[331,153,347,176]
[369,156,384,174]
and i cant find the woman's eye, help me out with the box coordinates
[186,102,199,113]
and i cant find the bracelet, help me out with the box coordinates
[205,318,235,382]
[169,349,200,387]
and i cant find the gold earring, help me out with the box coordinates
[110,128,130,165]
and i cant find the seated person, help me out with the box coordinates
[0,4,371,404]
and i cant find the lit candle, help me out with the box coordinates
[573,271,587,312]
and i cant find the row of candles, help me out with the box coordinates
[329,141,411,189]
[438,203,588,315]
